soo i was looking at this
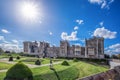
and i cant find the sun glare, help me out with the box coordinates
[20,2,40,21]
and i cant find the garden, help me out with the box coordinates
[0,54,109,80]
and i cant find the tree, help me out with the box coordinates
[104,54,110,59]
[111,55,118,59]
[117,54,120,59]
[5,51,10,54]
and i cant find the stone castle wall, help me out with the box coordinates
[77,66,120,80]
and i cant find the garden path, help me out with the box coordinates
[0,58,62,72]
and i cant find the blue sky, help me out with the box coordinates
[0,0,120,54]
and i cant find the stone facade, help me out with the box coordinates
[23,37,104,58]
[85,37,104,58]
[74,45,85,58]
[47,46,59,58]
[59,40,70,57]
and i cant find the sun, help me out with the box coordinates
[20,2,39,21]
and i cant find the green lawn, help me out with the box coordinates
[0,53,20,59]
[0,72,6,80]
[0,61,108,80]
[0,62,13,70]
[32,61,108,80]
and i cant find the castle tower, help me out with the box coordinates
[60,40,70,57]
[23,41,32,53]
[85,37,104,58]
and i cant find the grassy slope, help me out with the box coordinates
[0,62,13,70]
[0,61,108,80]
[0,72,5,80]
[32,61,108,80]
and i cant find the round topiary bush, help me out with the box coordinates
[4,62,33,80]
[61,61,69,66]
[73,58,78,62]
[9,56,13,61]
[35,60,41,65]
[16,56,20,60]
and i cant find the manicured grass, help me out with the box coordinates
[76,61,108,78]
[0,62,13,70]
[0,53,20,59]
[0,61,108,80]
[32,61,108,80]
[0,72,6,80]
[0,54,63,64]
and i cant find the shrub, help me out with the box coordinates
[73,58,78,62]
[4,62,33,80]
[61,61,69,66]
[9,56,13,61]
[35,60,41,65]
[16,56,20,60]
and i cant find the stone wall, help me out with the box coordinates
[77,66,120,80]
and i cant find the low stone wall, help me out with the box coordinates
[77,66,120,80]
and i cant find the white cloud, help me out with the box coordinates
[105,43,120,54]
[12,40,19,44]
[0,37,22,52]
[0,36,5,41]
[109,43,120,49]
[76,20,84,24]
[49,32,53,35]
[93,27,117,39]
[88,0,103,4]
[61,31,78,41]
[99,21,104,26]
[101,0,107,9]
[109,0,114,4]
[88,0,114,9]
[1,29,10,34]
[0,43,23,52]
[88,31,93,35]
[74,26,79,30]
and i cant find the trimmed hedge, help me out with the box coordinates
[9,56,13,61]
[57,57,109,65]
[4,62,33,80]
[16,56,20,60]
[35,60,41,65]
[61,61,69,66]
[73,58,78,62]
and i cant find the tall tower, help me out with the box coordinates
[23,41,32,53]
[85,37,104,58]
[30,41,39,54]
[39,41,50,58]
[60,40,70,57]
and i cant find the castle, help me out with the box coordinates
[23,37,104,58]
